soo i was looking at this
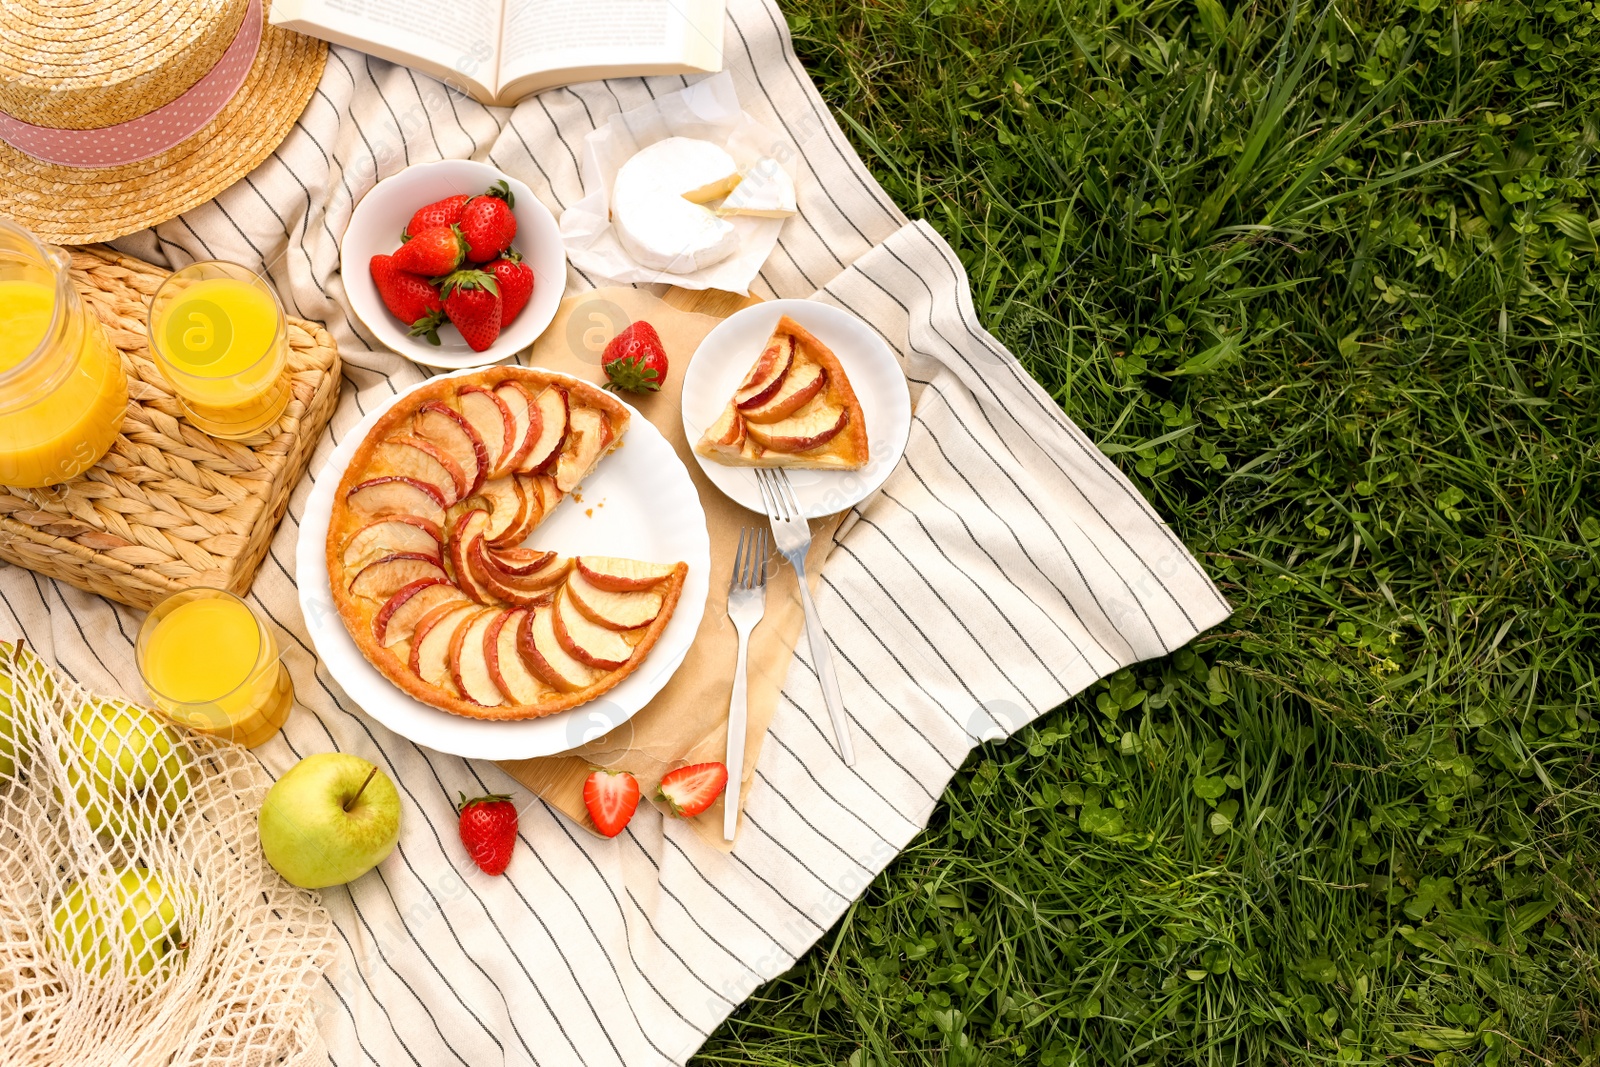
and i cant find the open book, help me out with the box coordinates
[271,0,724,106]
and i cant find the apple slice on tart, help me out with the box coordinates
[342,516,443,570]
[695,315,869,470]
[450,609,506,707]
[326,366,689,722]
[375,580,465,648]
[487,609,548,705]
[478,476,528,548]
[456,385,517,480]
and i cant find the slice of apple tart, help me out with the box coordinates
[696,315,869,470]
[326,368,687,721]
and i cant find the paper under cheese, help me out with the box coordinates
[611,137,742,274]
[718,157,797,218]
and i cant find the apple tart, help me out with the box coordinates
[326,368,688,721]
[695,315,869,470]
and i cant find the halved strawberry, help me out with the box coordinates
[656,762,728,818]
[583,769,640,838]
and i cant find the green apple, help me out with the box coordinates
[258,753,401,889]
[60,698,192,839]
[50,867,194,983]
[0,640,51,778]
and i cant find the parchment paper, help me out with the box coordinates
[557,72,801,295]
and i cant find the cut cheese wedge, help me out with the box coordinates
[696,315,869,470]
[611,137,741,273]
[718,158,797,218]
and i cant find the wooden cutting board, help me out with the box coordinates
[496,285,844,851]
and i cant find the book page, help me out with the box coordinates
[496,0,719,91]
[271,0,504,100]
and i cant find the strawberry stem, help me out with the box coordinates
[479,179,514,208]
[408,309,445,345]
[439,269,500,298]
[603,356,662,393]
[457,791,513,812]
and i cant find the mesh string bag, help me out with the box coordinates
[0,639,337,1065]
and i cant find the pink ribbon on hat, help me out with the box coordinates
[0,0,263,168]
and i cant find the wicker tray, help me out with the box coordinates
[0,246,341,611]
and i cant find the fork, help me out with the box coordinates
[754,468,855,766]
[723,526,769,841]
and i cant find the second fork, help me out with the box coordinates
[723,526,768,840]
[755,467,855,766]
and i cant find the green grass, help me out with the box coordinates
[691,0,1600,1064]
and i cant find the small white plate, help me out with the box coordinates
[296,368,710,761]
[341,160,565,369]
[681,300,911,519]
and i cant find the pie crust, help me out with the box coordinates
[695,315,869,470]
[326,366,688,721]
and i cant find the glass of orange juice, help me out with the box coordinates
[0,220,128,488]
[137,587,294,748]
[148,261,291,440]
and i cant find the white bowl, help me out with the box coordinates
[341,160,565,369]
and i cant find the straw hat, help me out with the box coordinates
[0,0,326,243]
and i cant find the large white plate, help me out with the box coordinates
[340,160,565,370]
[296,368,710,760]
[680,300,911,519]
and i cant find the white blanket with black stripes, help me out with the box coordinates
[1,0,1230,1062]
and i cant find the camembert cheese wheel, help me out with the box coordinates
[611,137,742,273]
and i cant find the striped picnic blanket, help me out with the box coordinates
[0,0,1230,1061]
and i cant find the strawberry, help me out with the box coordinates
[369,253,445,344]
[404,193,469,240]
[601,321,668,393]
[656,762,728,818]
[393,224,466,276]
[582,768,641,838]
[439,269,502,352]
[459,181,517,263]
[485,250,534,325]
[457,792,518,875]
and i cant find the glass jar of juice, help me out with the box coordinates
[0,220,128,488]
[137,587,294,749]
